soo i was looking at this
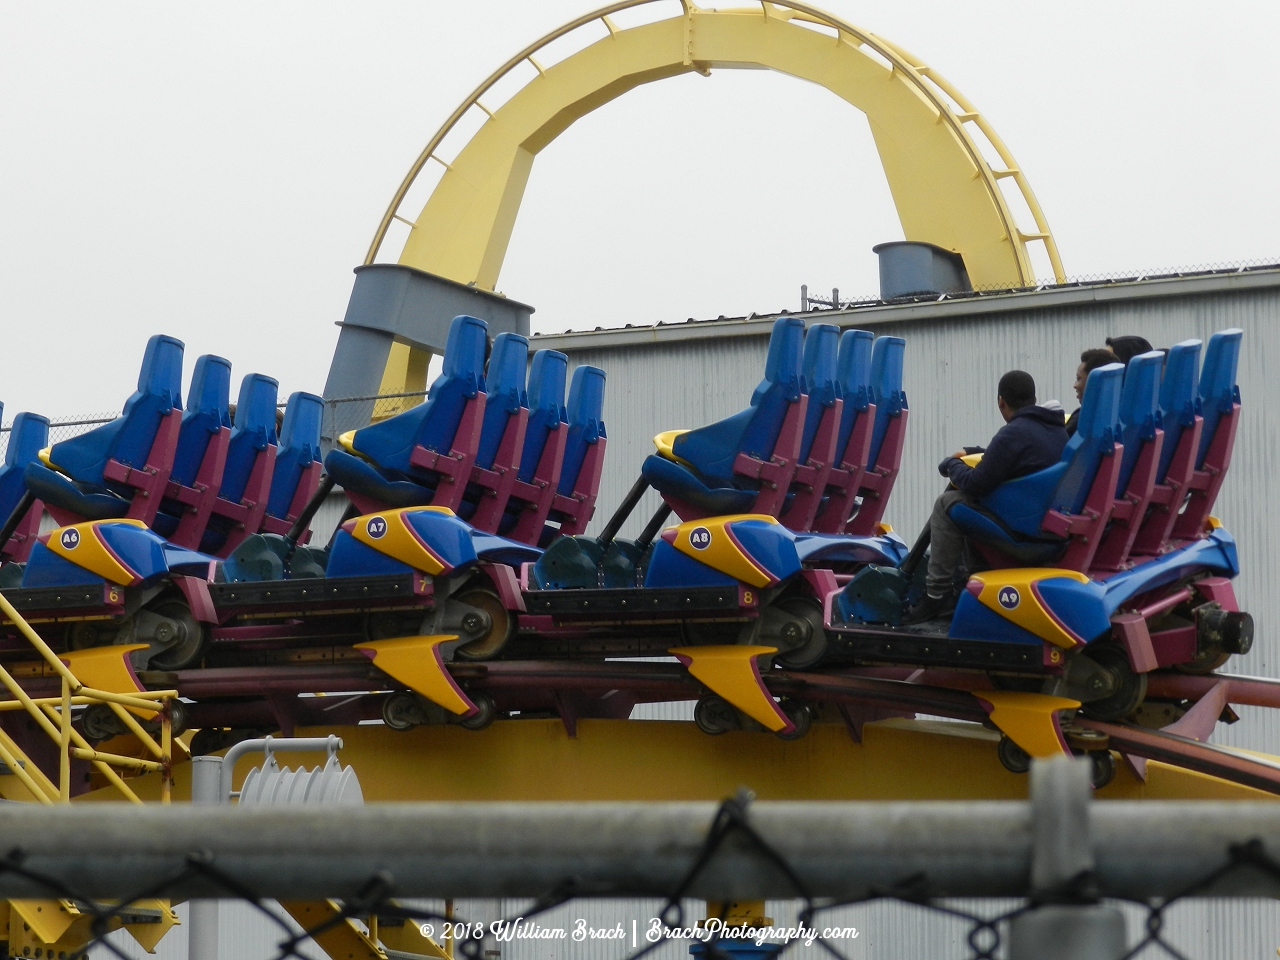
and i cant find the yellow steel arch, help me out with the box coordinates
[370,0,1064,392]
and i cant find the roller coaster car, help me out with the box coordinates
[17,334,324,558]
[0,504,543,674]
[324,315,608,547]
[829,330,1251,722]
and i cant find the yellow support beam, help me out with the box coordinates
[281,900,385,960]
[369,1,1064,394]
[99,718,1280,803]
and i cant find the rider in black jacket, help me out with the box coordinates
[904,370,1068,623]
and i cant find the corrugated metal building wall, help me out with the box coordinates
[97,270,1279,958]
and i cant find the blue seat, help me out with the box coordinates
[950,363,1124,566]
[170,355,232,488]
[458,333,530,527]
[152,354,233,544]
[667,317,803,487]
[476,333,529,472]
[0,411,49,516]
[781,324,841,531]
[797,324,839,466]
[1195,328,1242,468]
[833,329,874,465]
[264,392,324,523]
[517,349,568,484]
[557,365,606,499]
[45,335,184,490]
[865,335,906,471]
[1154,339,1201,482]
[843,334,908,535]
[220,374,279,506]
[24,335,185,523]
[1168,328,1243,542]
[198,374,279,555]
[643,317,804,519]
[0,411,50,561]
[324,448,436,510]
[499,349,569,542]
[1115,351,1164,495]
[810,329,875,534]
[544,364,607,540]
[351,315,487,477]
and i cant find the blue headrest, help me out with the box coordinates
[277,392,322,457]
[5,412,49,469]
[137,334,185,411]
[1050,363,1122,515]
[751,317,804,406]
[527,349,568,420]
[836,330,874,412]
[47,335,185,486]
[565,364,605,440]
[866,336,907,468]
[266,392,323,518]
[219,374,279,503]
[519,349,568,481]
[1156,339,1200,480]
[1196,328,1242,467]
[799,325,839,463]
[1115,351,1163,493]
[440,315,489,399]
[558,365,607,494]
[233,375,279,444]
[475,333,529,471]
[187,355,232,423]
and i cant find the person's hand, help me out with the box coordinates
[951,450,967,459]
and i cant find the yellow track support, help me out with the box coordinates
[281,900,385,960]
[0,595,181,956]
[369,1,1064,394]
[113,718,1280,803]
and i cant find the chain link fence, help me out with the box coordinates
[53,803,1280,960]
[0,765,1264,960]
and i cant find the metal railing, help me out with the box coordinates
[7,757,1280,959]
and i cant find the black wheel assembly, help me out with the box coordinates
[694,695,739,735]
[1079,643,1147,722]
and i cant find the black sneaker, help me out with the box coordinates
[901,591,956,625]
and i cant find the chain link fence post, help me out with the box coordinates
[1008,755,1128,960]
[189,755,223,960]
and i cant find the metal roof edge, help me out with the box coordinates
[528,267,1280,351]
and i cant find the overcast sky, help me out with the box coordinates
[2,1,1277,418]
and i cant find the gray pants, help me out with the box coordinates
[927,488,975,598]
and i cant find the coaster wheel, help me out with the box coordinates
[771,596,829,670]
[144,598,211,671]
[1088,750,1116,789]
[997,735,1031,774]
[1079,643,1147,722]
[775,699,812,741]
[452,586,515,661]
[694,695,739,735]
[382,691,425,731]
[458,692,497,730]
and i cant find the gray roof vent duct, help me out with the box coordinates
[873,241,972,300]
